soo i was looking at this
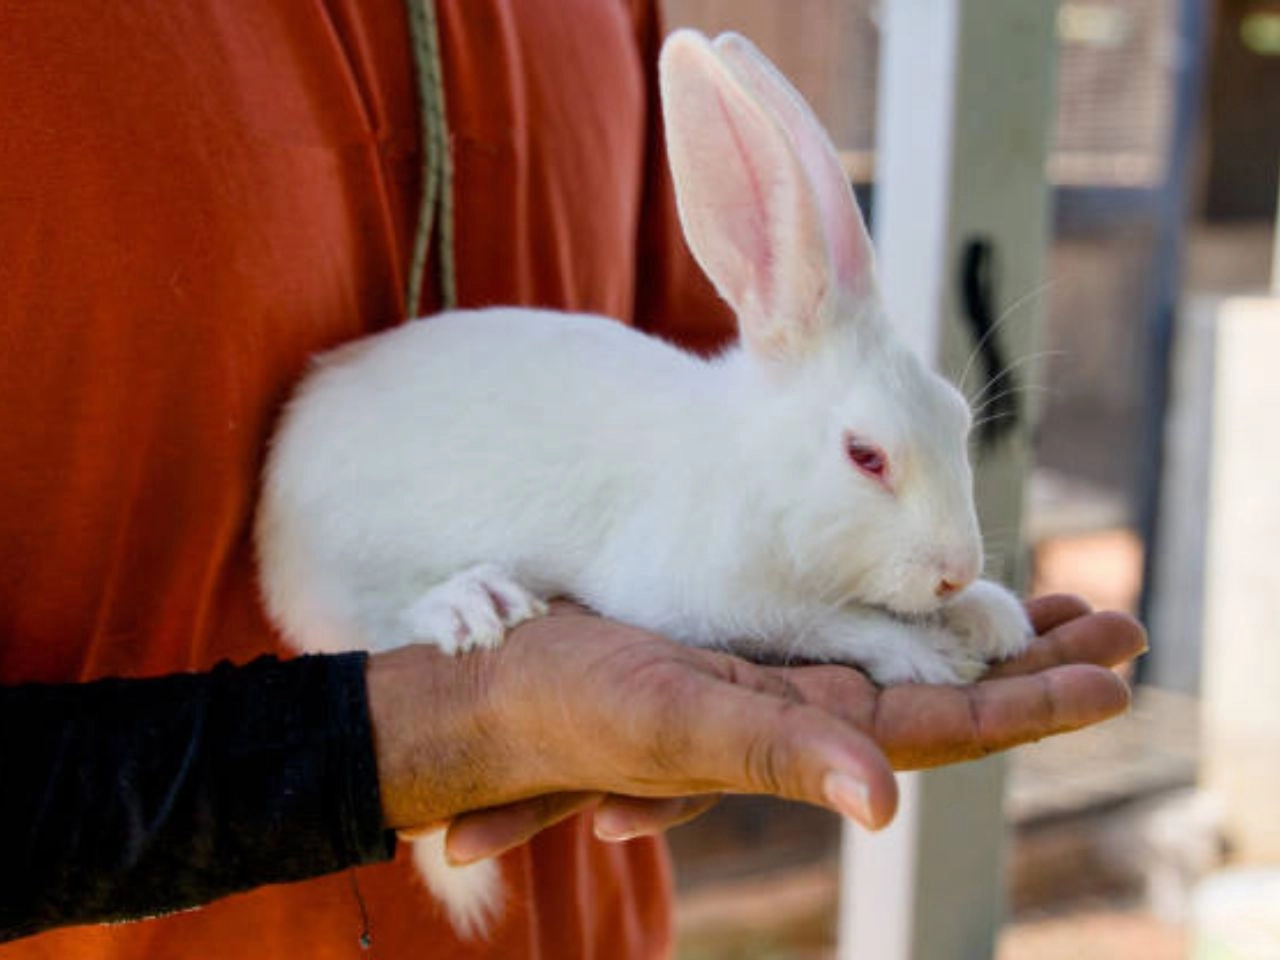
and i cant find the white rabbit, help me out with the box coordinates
[255,29,1032,938]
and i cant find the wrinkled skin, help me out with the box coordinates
[365,594,1145,865]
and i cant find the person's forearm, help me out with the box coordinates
[0,652,393,943]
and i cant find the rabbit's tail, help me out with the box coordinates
[412,831,505,939]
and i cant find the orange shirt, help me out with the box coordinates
[0,1,731,957]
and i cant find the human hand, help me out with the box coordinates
[367,600,901,838]
[367,595,1144,864]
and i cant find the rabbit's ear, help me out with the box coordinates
[659,30,834,362]
[712,33,876,305]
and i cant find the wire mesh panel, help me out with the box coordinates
[1052,0,1177,187]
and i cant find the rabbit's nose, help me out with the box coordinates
[936,578,962,599]
[934,548,980,598]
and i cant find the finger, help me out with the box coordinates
[1025,593,1093,634]
[593,794,722,841]
[877,664,1131,770]
[445,791,604,865]
[986,610,1148,679]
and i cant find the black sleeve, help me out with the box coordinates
[0,652,396,944]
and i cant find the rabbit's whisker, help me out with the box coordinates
[956,277,1061,394]
[970,384,1055,423]
[968,349,1065,409]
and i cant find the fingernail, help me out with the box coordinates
[396,822,445,843]
[823,771,874,828]
[593,812,640,843]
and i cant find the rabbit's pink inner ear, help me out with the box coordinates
[690,86,776,316]
[712,33,876,305]
[660,30,830,362]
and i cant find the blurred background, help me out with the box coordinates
[656,1,1280,957]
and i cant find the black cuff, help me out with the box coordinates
[0,652,396,943]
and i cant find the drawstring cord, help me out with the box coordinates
[405,0,456,316]
[349,868,374,951]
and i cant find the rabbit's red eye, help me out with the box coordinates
[845,436,889,481]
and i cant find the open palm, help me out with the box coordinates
[425,594,1144,864]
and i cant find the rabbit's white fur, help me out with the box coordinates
[409,832,503,939]
[256,30,1031,938]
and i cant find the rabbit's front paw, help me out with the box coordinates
[401,563,547,655]
[850,626,986,686]
[801,608,986,685]
[860,640,988,691]
[939,580,1033,665]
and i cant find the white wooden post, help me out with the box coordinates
[1200,171,1280,863]
[1201,295,1280,863]
[838,3,1058,958]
